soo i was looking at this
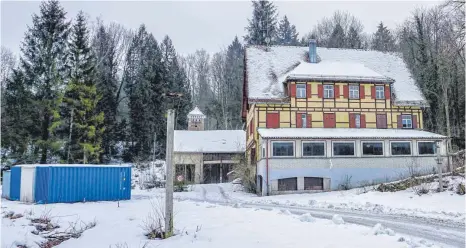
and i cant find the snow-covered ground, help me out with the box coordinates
[3,192,435,248]
[172,176,466,224]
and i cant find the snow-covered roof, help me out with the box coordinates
[257,128,447,140]
[245,46,426,106]
[174,130,246,153]
[188,106,205,118]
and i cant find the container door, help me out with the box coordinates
[10,167,21,201]
[20,167,36,203]
[2,171,11,199]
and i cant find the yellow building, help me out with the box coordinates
[242,41,447,195]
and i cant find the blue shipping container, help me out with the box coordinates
[10,166,21,201]
[34,165,131,204]
[2,171,11,199]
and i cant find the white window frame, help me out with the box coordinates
[355,114,361,128]
[417,141,437,156]
[271,141,295,158]
[301,114,307,128]
[349,85,359,99]
[361,141,384,157]
[332,141,356,157]
[324,85,334,99]
[302,141,326,157]
[390,141,412,156]
[376,85,385,99]
[296,84,306,98]
[402,115,412,129]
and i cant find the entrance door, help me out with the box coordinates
[324,113,336,128]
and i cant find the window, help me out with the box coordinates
[362,142,384,156]
[304,177,324,190]
[272,142,294,157]
[349,85,359,99]
[355,114,361,128]
[402,115,412,129]
[301,114,307,128]
[418,142,436,155]
[391,142,411,155]
[278,178,297,191]
[333,142,355,156]
[324,85,334,98]
[376,85,385,99]
[302,142,325,157]
[296,84,306,98]
[262,146,266,158]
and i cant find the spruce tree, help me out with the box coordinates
[224,36,244,129]
[244,0,278,45]
[20,0,70,163]
[347,26,363,49]
[371,22,396,52]
[276,15,299,46]
[63,12,104,163]
[328,23,346,48]
[93,24,119,162]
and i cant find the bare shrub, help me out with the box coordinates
[232,154,256,193]
[412,183,431,196]
[456,183,465,195]
[338,175,352,190]
[4,211,23,220]
[141,199,166,239]
[40,219,96,247]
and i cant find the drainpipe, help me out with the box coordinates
[266,139,269,196]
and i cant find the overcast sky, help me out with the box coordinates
[1,1,441,56]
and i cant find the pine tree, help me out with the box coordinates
[160,36,192,130]
[276,15,299,46]
[124,25,165,161]
[224,36,244,129]
[93,24,119,162]
[20,0,70,163]
[371,22,396,52]
[63,12,104,164]
[328,23,346,48]
[1,69,37,159]
[347,26,363,49]
[244,0,278,45]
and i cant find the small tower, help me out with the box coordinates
[187,106,206,131]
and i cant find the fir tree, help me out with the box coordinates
[244,0,278,45]
[371,22,396,52]
[63,12,104,163]
[19,0,70,163]
[224,36,244,129]
[347,26,363,49]
[328,23,346,48]
[93,24,119,162]
[276,15,299,46]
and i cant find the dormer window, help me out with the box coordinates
[296,84,306,98]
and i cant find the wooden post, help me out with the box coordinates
[436,141,443,192]
[165,109,175,237]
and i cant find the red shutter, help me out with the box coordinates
[412,115,418,129]
[371,86,376,99]
[397,115,403,128]
[307,114,312,128]
[385,85,391,99]
[360,114,366,128]
[306,84,311,98]
[343,85,349,98]
[296,113,302,128]
[290,84,296,97]
[266,113,280,128]
[349,113,355,128]
[318,84,323,98]
[324,113,336,128]
[360,85,365,99]
[334,85,340,98]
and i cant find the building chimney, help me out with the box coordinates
[309,39,317,63]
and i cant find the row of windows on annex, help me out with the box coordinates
[262,140,437,158]
[289,83,391,100]
[265,112,418,129]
